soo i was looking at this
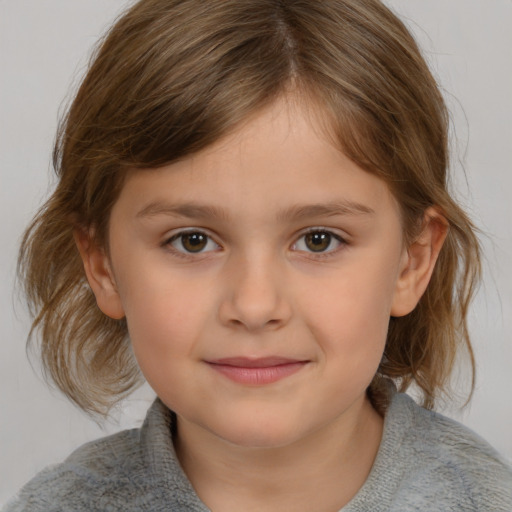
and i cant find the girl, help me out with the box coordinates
[4,0,512,510]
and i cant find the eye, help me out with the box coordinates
[167,231,220,254]
[292,230,345,254]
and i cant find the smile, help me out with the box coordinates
[205,357,309,385]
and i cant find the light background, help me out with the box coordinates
[1,0,511,505]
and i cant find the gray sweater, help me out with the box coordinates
[4,393,512,511]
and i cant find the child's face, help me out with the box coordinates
[97,98,415,448]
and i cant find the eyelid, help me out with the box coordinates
[291,227,348,255]
[161,226,348,259]
[163,228,222,256]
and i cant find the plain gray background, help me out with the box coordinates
[1,0,511,505]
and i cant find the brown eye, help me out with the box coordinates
[181,233,207,252]
[304,232,332,252]
[293,230,344,254]
[169,231,219,254]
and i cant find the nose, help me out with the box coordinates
[218,253,292,332]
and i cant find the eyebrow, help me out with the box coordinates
[276,201,375,222]
[136,200,375,222]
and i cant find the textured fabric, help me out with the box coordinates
[4,393,512,511]
[342,394,512,511]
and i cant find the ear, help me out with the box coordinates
[74,229,125,320]
[391,207,448,317]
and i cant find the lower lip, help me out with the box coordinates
[207,362,307,385]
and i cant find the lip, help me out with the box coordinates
[205,357,309,385]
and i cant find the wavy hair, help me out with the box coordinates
[19,0,480,415]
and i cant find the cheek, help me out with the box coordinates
[299,259,399,366]
[126,295,208,405]
[118,269,215,382]
[116,249,211,331]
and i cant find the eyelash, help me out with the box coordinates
[163,228,348,259]
[292,228,347,258]
[164,230,221,259]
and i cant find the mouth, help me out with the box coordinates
[205,357,310,385]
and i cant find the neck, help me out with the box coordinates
[174,395,383,512]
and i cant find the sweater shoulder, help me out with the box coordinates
[408,397,510,470]
[3,428,147,512]
[396,394,512,510]
[3,400,205,512]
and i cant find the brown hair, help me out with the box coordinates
[19,0,481,415]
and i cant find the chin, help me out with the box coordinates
[212,415,309,450]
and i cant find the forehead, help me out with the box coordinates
[113,97,401,225]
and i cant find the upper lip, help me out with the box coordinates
[206,357,308,368]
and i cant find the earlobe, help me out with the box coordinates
[74,229,125,320]
[391,207,448,317]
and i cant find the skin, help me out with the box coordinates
[78,97,447,511]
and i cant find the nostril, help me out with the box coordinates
[228,317,282,330]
